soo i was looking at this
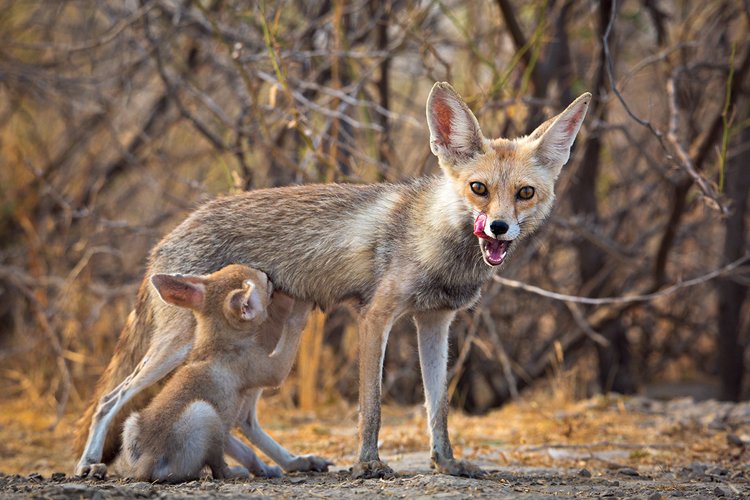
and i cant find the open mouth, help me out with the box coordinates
[479,238,511,266]
[473,213,513,267]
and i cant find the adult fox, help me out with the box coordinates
[75,83,590,479]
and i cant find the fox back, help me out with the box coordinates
[149,85,590,314]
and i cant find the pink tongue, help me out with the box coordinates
[473,212,493,241]
[487,239,505,262]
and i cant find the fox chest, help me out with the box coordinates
[408,270,486,311]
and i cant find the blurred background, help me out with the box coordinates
[0,0,749,425]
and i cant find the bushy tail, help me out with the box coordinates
[73,278,157,463]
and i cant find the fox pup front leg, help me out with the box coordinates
[238,389,333,473]
[225,433,280,478]
[414,310,485,478]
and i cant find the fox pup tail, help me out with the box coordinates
[73,278,157,463]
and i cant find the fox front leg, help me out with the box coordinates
[351,292,403,479]
[414,309,485,478]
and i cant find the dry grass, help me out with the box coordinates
[2,374,747,478]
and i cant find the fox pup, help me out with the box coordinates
[121,264,311,482]
[76,83,590,479]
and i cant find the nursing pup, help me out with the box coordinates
[121,264,312,482]
[76,83,590,479]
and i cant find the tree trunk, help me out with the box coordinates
[717,118,750,401]
[570,0,636,394]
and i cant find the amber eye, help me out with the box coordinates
[517,186,535,200]
[470,182,488,196]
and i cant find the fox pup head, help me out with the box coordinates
[150,264,273,331]
[427,82,590,267]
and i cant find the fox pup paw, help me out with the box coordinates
[74,461,108,479]
[284,454,334,473]
[224,465,250,479]
[253,464,283,478]
[432,457,485,478]
[351,460,396,479]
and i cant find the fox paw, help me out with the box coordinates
[74,461,108,479]
[433,458,485,478]
[284,455,333,473]
[351,460,396,479]
[225,466,250,480]
[253,464,283,478]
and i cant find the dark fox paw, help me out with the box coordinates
[351,460,396,479]
[433,458,485,478]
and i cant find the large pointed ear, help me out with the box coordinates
[228,279,263,321]
[151,273,206,311]
[531,92,591,169]
[426,82,484,163]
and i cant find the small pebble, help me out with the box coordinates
[713,485,727,497]
[618,467,640,477]
[648,493,663,500]
[51,472,66,481]
[706,466,728,477]
[727,433,744,447]
[578,468,592,478]
[62,483,92,493]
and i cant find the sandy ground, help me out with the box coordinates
[1,393,749,498]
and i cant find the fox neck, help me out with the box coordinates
[429,175,473,230]
[415,175,492,280]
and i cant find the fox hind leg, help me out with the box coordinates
[75,317,193,478]
[151,401,225,483]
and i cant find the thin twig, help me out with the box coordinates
[481,309,519,399]
[493,254,749,305]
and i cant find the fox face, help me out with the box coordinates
[427,83,591,267]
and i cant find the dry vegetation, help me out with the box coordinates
[1,0,750,481]
[2,389,750,496]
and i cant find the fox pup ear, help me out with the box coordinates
[531,92,591,172]
[151,274,206,310]
[229,280,262,321]
[426,82,484,164]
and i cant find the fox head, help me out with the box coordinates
[151,264,274,332]
[426,82,591,267]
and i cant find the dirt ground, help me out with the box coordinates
[1,392,749,498]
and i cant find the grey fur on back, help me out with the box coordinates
[150,178,491,312]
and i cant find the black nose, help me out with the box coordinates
[490,220,509,236]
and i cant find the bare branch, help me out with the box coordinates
[493,254,749,305]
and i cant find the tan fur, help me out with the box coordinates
[74,279,157,464]
[121,264,311,482]
[75,83,590,479]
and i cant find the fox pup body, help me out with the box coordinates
[76,83,590,479]
[122,264,312,482]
